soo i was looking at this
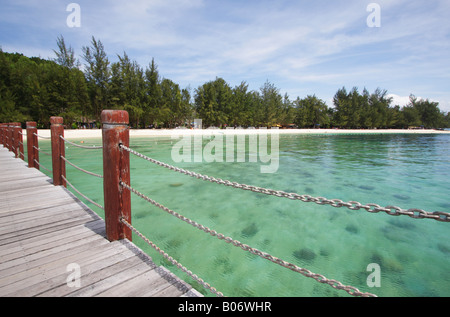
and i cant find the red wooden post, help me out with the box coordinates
[3,123,7,149]
[50,117,66,187]
[18,124,24,160]
[0,123,5,146]
[101,110,132,242]
[26,122,39,169]
[12,122,21,158]
[7,123,13,152]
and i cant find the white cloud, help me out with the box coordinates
[1,0,449,111]
[388,94,450,113]
[388,94,412,107]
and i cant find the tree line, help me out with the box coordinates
[1,35,449,129]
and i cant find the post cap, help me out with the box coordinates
[26,121,37,128]
[50,117,64,125]
[101,110,129,125]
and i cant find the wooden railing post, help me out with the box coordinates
[50,117,66,187]
[0,123,5,147]
[17,124,24,160]
[26,122,39,169]
[12,122,21,158]
[7,123,13,152]
[101,110,132,242]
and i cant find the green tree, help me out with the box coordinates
[0,90,29,122]
[370,88,392,128]
[180,87,193,127]
[160,78,182,128]
[194,77,232,127]
[259,81,283,127]
[109,52,146,127]
[401,104,421,127]
[409,95,442,128]
[332,87,350,128]
[53,35,80,69]
[294,95,329,128]
[386,105,402,128]
[279,93,296,126]
[82,36,110,120]
[231,81,254,127]
[332,87,394,129]
[144,58,162,127]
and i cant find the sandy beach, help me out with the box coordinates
[23,128,450,141]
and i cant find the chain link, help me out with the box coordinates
[120,181,377,297]
[33,159,52,173]
[33,145,51,156]
[61,155,103,178]
[60,135,103,149]
[33,132,51,139]
[120,217,224,297]
[62,175,104,210]
[119,144,450,223]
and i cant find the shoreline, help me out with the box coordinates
[23,128,450,140]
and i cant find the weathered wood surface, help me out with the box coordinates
[0,147,202,297]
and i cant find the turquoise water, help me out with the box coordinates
[31,133,450,297]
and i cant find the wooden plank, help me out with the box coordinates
[0,177,54,192]
[0,239,119,296]
[0,201,92,226]
[142,267,192,297]
[65,260,156,297]
[0,218,104,251]
[31,244,140,297]
[0,185,64,202]
[0,220,105,261]
[0,207,96,237]
[96,266,169,297]
[0,170,47,182]
[4,240,137,297]
[0,216,100,247]
[0,147,202,297]
[37,249,151,297]
[0,195,80,216]
[0,233,110,278]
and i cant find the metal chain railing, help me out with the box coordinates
[120,181,377,297]
[61,156,103,178]
[120,217,224,297]
[33,159,52,173]
[33,145,51,157]
[62,175,104,210]
[56,136,103,209]
[119,144,450,223]
[60,135,103,149]
[33,132,51,140]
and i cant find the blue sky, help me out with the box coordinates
[1,0,450,112]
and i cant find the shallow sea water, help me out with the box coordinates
[32,132,450,297]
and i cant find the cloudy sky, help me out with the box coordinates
[1,0,450,111]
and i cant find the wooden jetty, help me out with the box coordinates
[0,147,202,297]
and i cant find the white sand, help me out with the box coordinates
[22,127,450,141]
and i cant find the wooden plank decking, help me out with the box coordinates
[0,147,202,297]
